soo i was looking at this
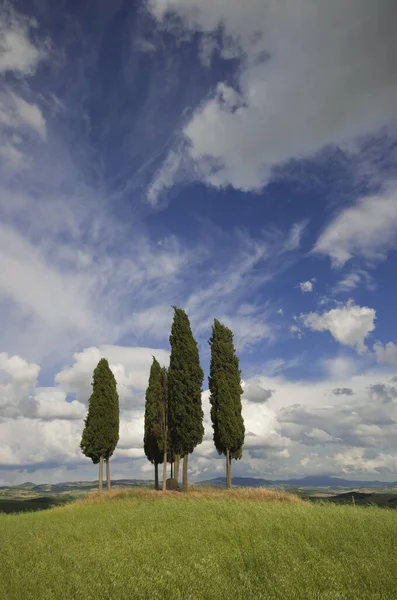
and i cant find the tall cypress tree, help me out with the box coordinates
[208,320,245,489]
[80,358,120,491]
[168,307,204,492]
[144,358,168,491]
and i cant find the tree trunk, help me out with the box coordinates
[162,450,167,491]
[174,454,181,483]
[226,449,232,489]
[98,455,103,492]
[154,462,159,490]
[182,454,188,492]
[170,460,173,479]
[106,457,111,491]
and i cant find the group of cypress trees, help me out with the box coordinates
[80,359,120,491]
[144,308,245,490]
[80,308,244,493]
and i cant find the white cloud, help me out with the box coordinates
[0,9,47,172]
[0,140,25,168]
[300,300,376,352]
[0,418,82,467]
[0,91,47,172]
[0,9,46,75]
[242,380,273,404]
[289,324,302,339]
[299,280,313,293]
[2,347,397,481]
[313,189,397,267]
[333,270,375,294]
[149,0,397,193]
[0,92,47,139]
[323,356,358,380]
[335,448,397,475]
[146,149,183,206]
[55,345,170,408]
[35,388,86,421]
[0,352,39,418]
[0,223,96,342]
[373,342,397,367]
[305,429,341,443]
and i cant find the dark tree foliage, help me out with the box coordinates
[208,320,245,486]
[168,307,204,457]
[144,358,168,468]
[80,358,120,464]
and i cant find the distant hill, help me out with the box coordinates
[4,475,397,493]
[3,479,155,494]
[274,475,397,488]
[18,482,37,489]
[197,475,397,489]
[197,477,272,488]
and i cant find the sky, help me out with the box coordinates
[1,0,397,485]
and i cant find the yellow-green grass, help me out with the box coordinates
[1,487,396,600]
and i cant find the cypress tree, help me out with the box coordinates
[168,307,204,492]
[80,358,120,491]
[208,320,245,489]
[143,358,168,491]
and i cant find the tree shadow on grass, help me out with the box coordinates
[0,497,69,514]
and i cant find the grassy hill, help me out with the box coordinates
[1,487,397,600]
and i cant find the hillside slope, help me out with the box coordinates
[1,488,396,600]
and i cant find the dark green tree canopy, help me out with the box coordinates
[144,357,167,465]
[80,358,120,463]
[168,307,204,455]
[209,319,245,459]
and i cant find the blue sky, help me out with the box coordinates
[1,0,397,484]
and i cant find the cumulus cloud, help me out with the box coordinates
[243,381,274,404]
[299,279,315,293]
[34,388,86,421]
[300,300,376,353]
[2,347,397,481]
[148,0,397,193]
[0,418,83,467]
[56,345,170,408]
[335,448,397,475]
[313,189,397,267]
[0,345,169,470]
[0,352,39,418]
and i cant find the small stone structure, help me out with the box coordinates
[166,477,179,491]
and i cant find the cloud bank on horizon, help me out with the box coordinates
[0,0,397,485]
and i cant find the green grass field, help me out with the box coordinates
[1,488,396,600]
